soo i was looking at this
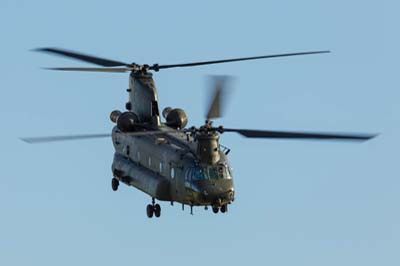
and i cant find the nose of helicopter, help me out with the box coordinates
[193,180,235,205]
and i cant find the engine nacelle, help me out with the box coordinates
[162,107,188,129]
[110,110,122,123]
[113,111,139,132]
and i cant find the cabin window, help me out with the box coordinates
[170,167,175,179]
[159,162,163,173]
[151,101,160,116]
[137,151,141,161]
[126,145,130,156]
[148,157,152,167]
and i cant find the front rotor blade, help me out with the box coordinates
[46,67,132,73]
[152,51,330,70]
[222,128,377,141]
[35,47,132,67]
[206,76,231,120]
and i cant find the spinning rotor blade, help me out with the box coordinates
[151,51,330,71]
[21,130,172,144]
[222,128,377,142]
[45,67,132,73]
[206,76,231,120]
[35,47,132,67]
[21,133,111,143]
[35,48,329,73]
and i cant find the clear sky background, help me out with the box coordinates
[0,1,398,265]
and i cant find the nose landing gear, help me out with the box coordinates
[212,204,228,214]
[212,206,219,213]
[220,204,228,213]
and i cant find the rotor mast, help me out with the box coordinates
[128,71,161,125]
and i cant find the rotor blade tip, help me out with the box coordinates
[20,138,33,144]
[33,47,52,52]
[366,133,379,140]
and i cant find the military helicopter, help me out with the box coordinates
[22,48,377,218]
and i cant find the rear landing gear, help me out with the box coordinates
[212,204,228,214]
[154,204,161,217]
[146,198,161,218]
[111,178,119,191]
[146,204,154,218]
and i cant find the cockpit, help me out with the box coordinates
[185,164,232,183]
[184,163,235,205]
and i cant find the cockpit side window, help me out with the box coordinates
[185,168,192,182]
[184,168,193,187]
[185,167,209,182]
[226,166,233,179]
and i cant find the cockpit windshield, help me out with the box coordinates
[187,164,232,182]
[192,167,206,180]
[208,165,225,180]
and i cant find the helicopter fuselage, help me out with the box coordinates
[111,126,235,207]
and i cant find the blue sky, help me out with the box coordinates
[0,1,399,265]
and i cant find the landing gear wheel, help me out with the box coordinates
[220,204,228,213]
[146,204,154,218]
[111,178,119,191]
[212,206,219,214]
[154,204,161,218]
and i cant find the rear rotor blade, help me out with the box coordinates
[45,67,132,73]
[222,128,377,142]
[21,130,174,144]
[21,133,111,143]
[35,47,132,67]
[151,51,330,71]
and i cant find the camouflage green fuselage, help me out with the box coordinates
[111,126,235,206]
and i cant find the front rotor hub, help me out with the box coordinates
[196,132,220,165]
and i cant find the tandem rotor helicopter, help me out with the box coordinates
[23,48,377,218]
